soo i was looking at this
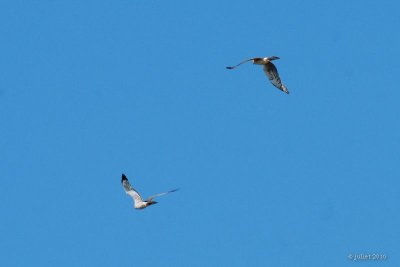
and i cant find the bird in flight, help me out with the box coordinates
[226,56,289,94]
[121,174,178,209]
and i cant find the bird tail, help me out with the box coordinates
[281,85,289,94]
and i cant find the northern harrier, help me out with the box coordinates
[121,174,178,209]
[226,56,289,94]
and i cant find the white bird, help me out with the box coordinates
[226,56,289,94]
[121,174,178,209]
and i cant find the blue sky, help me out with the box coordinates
[1,0,399,266]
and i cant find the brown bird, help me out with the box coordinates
[226,56,289,94]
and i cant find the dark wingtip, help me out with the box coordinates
[226,66,234,69]
[121,174,127,182]
[171,188,180,193]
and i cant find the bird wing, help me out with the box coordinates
[121,174,143,204]
[263,62,289,93]
[146,188,179,202]
[226,58,255,69]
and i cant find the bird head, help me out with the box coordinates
[268,56,280,61]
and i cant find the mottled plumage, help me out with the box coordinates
[226,56,289,94]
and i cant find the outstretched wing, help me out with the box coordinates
[226,58,255,69]
[263,62,289,94]
[121,174,143,204]
[146,188,179,202]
